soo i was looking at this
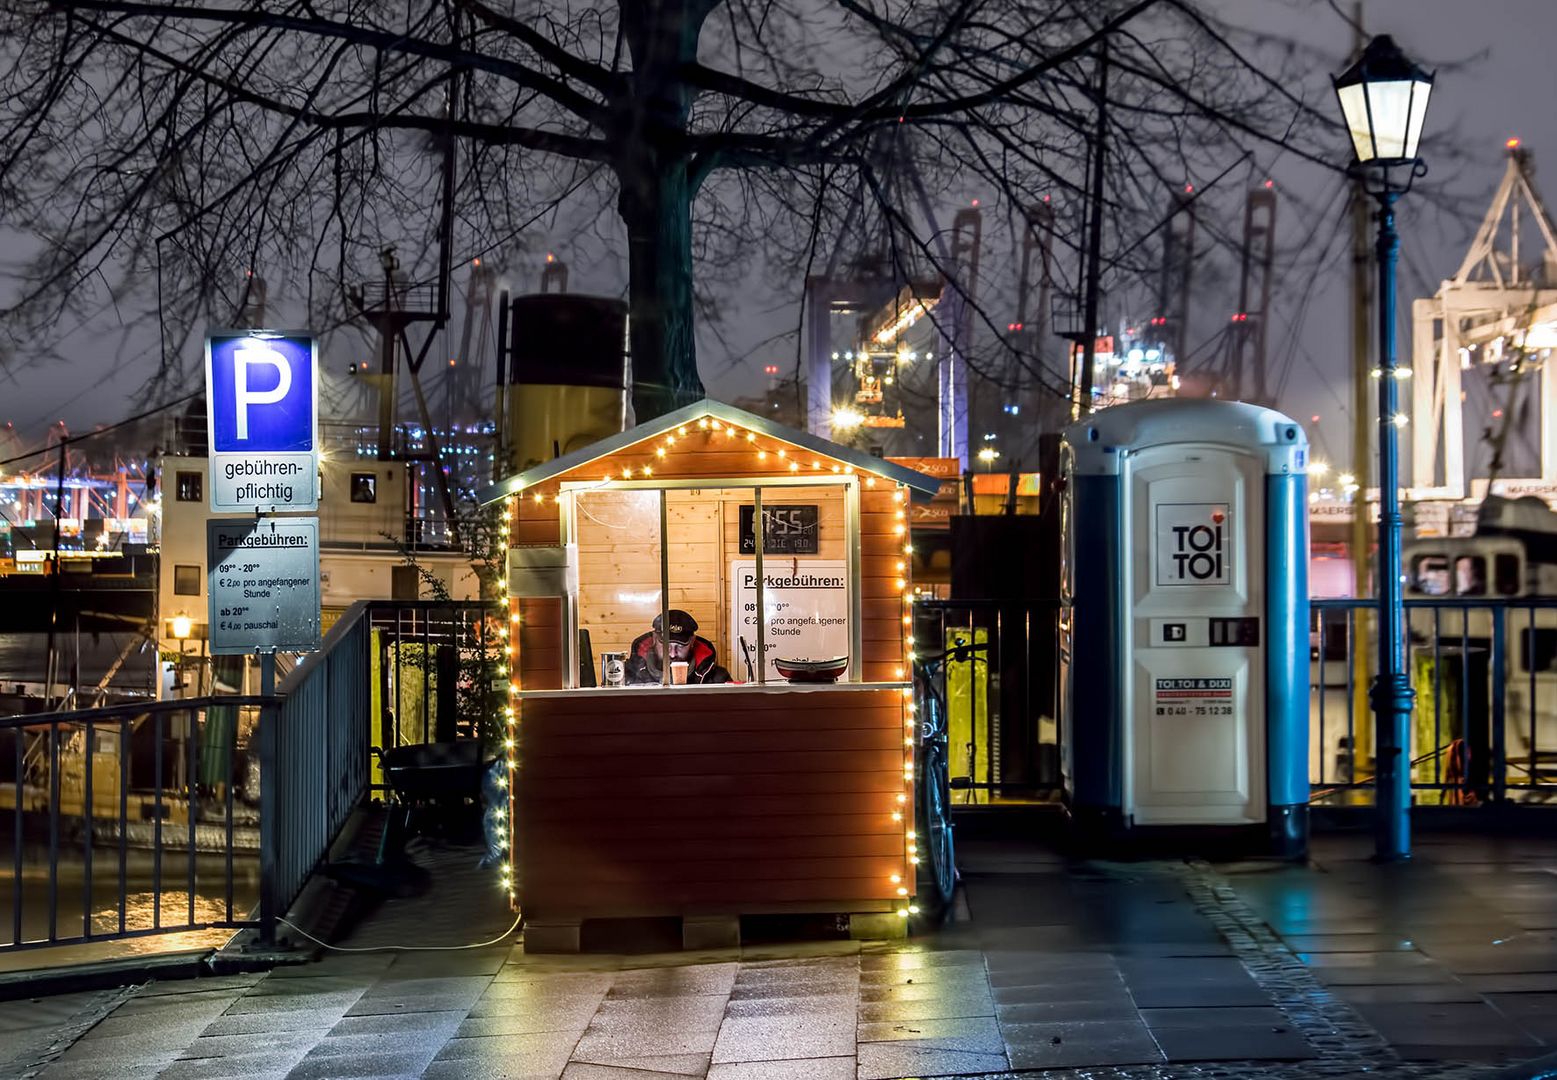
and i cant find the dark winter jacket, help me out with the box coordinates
[624,632,732,685]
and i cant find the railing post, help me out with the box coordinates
[1491,605,1507,804]
[258,693,279,945]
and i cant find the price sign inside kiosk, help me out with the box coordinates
[738,504,819,555]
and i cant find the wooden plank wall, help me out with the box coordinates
[518,688,909,917]
[506,417,912,689]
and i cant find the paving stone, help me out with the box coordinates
[573,1024,720,1061]
[856,994,995,1022]
[327,1009,465,1036]
[1001,1018,1165,1069]
[560,1063,705,1080]
[564,1052,710,1076]
[995,998,1140,1024]
[855,1042,1009,1079]
[1351,1001,1543,1049]
[589,993,729,1032]
[704,1056,855,1080]
[723,995,857,1019]
[709,1014,855,1062]
[1150,1025,1317,1062]
[1331,982,1484,1004]
[857,1014,1004,1054]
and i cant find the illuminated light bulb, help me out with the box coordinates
[811,461,821,470]
[533,492,544,503]
[891,811,902,822]
[505,738,515,749]
[746,432,756,443]
[699,418,710,429]
[867,477,877,488]
[622,469,632,479]
[498,627,508,638]
[497,666,507,675]
[777,449,787,459]
[906,829,916,840]
[905,737,914,746]
[506,646,514,655]
[758,451,767,461]
[789,462,800,473]
[832,465,841,473]
[896,561,905,572]
[894,524,906,535]
[845,467,855,475]
[909,905,920,915]
[896,886,909,896]
[641,466,653,476]
[901,687,913,697]
[510,613,520,623]
[679,426,688,436]
[656,447,666,458]
[667,435,677,445]
[890,874,901,884]
[896,793,907,803]
[894,491,905,502]
[508,683,519,694]
[904,544,914,554]
[897,909,909,919]
[712,422,723,433]
[903,615,912,625]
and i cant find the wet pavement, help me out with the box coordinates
[5,830,1557,1079]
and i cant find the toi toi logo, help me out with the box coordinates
[1170,516,1226,581]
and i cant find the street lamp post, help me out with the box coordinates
[1333,34,1434,862]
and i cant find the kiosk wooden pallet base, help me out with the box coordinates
[522,906,907,954]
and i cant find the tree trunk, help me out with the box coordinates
[615,0,711,424]
[618,158,703,422]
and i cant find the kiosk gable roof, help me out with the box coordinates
[477,399,942,504]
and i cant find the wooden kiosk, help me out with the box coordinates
[481,400,940,951]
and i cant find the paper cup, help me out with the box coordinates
[671,661,689,684]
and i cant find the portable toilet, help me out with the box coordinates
[1059,399,1309,855]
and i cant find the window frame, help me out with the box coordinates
[172,563,202,596]
[175,471,202,503]
[558,475,862,689]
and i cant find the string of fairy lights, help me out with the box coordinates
[494,411,920,919]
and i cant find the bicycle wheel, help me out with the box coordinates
[913,739,956,927]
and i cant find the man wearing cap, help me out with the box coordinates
[624,609,732,685]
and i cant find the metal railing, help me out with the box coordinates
[1,695,268,952]
[0,597,502,956]
[912,599,1063,803]
[1313,597,1557,806]
[258,603,372,940]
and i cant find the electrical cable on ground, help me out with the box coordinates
[275,911,522,953]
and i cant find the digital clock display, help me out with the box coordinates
[738,504,819,555]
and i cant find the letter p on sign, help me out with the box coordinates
[233,346,292,440]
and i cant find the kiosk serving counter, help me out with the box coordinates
[478,400,940,951]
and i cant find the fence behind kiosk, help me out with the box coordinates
[1312,596,1557,806]
[918,595,1557,812]
[912,598,1064,804]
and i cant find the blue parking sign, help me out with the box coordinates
[204,330,319,511]
[208,333,314,452]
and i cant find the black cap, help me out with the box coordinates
[653,610,697,643]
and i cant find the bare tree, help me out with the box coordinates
[0,0,1334,421]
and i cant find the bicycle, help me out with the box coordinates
[910,641,986,926]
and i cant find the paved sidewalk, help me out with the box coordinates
[6,832,1556,1079]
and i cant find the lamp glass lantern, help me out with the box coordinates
[1333,34,1434,167]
